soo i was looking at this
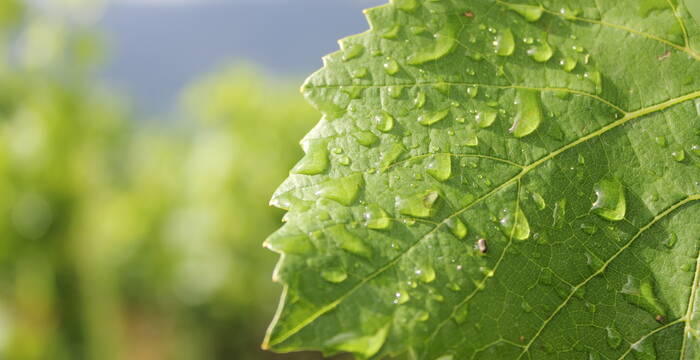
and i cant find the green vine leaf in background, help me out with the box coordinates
[263,0,700,358]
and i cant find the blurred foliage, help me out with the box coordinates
[0,1,322,359]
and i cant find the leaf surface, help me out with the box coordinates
[264,0,700,358]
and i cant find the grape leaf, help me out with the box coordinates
[262,0,700,359]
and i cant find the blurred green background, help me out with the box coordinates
[0,0,380,358]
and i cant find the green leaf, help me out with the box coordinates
[263,0,700,359]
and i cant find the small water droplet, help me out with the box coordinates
[393,290,410,304]
[418,109,450,126]
[531,192,546,210]
[467,86,479,98]
[321,268,348,283]
[415,265,436,283]
[407,27,457,65]
[499,207,530,240]
[414,91,426,108]
[521,301,533,312]
[380,143,406,168]
[584,251,604,270]
[342,43,365,61]
[387,85,403,99]
[453,303,469,324]
[580,223,598,235]
[493,28,515,56]
[351,67,368,78]
[631,338,657,360]
[427,153,452,181]
[464,133,479,147]
[316,174,364,206]
[591,178,626,221]
[364,204,391,230]
[621,275,666,318]
[475,110,497,128]
[654,136,667,147]
[510,89,542,138]
[381,24,401,39]
[391,0,418,12]
[670,145,685,162]
[559,57,577,72]
[292,139,329,175]
[664,233,677,249]
[606,327,622,349]
[396,190,440,218]
[527,40,553,62]
[264,234,313,254]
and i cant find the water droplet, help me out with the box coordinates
[351,67,368,78]
[410,26,427,35]
[475,110,497,128]
[264,234,313,254]
[467,86,479,98]
[559,57,577,72]
[414,91,426,108]
[338,156,351,166]
[553,198,567,228]
[396,190,440,218]
[664,233,677,249]
[427,153,452,181]
[388,85,403,98]
[464,133,479,147]
[621,275,666,318]
[407,27,457,65]
[446,217,468,239]
[380,143,405,168]
[321,268,348,283]
[493,28,515,56]
[415,265,436,283]
[521,301,533,312]
[631,338,657,360]
[453,303,469,324]
[584,252,604,270]
[391,0,418,12]
[585,70,603,94]
[499,207,530,240]
[363,204,390,230]
[381,24,400,39]
[374,111,395,132]
[292,139,329,175]
[418,109,450,126]
[393,290,410,304]
[383,59,400,75]
[654,136,667,147]
[606,327,622,349]
[691,144,700,156]
[316,174,364,206]
[505,3,543,22]
[324,324,390,359]
[591,178,626,221]
[353,131,379,147]
[416,310,430,322]
[342,43,364,61]
[527,40,553,62]
[510,89,542,138]
[580,223,598,235]
[670,145,685,162]
[531,192,546,210]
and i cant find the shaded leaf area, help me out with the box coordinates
[264,0,700,359]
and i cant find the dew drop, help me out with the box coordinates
[521,301,533,312]
[396,190,440,218]
[427,153,452,181]
[467,86,479,98]
[383,59,400,75]
[446,217,468,239]
[393,290,410,304]
[380,143,406,168]
[316,174,364,206]
[606,327,622,349]
[499,207,530,240]
[585,70,603,94]
[391,0,418,12]
[559,57,577,72]
[504,3,543,22]
[631,338,657,360]
[407,27,457,65]
[418,109,450,126]
[414,91,427,108]
[353,131,379,147]
[591,178,626,221]
[670,145,685,162]
[321,268,348,283]
[621,275,666,318]
[351,67,368,79]
[475,110,497,128]
[292,139,329,175]
[453,303,469,324]
[381,24,401,39]
[527,40,553,62]
[691,144,700,156]
[580,223,598,235]
[342,43,365,61]
[584,252,604,270]
[654,136,667,147]
[364,204,391,230]
[415,265,436,283]
[387,85,403,98]
[531,192,546,210]
[493,28,515,56]
[374,112,395,132]
[464,133,479,147]
[264,234,313,254]
[664,233,677,249]
[509,89,542,138]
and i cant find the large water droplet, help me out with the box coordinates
[393,290,410,304]
[407,27,457,65]
[375,111,395,132]
[446,217,468,239]
[505,3,543,22]
[418,109,450,126]
[342,43,364,61]
[383,59,400,75]
[324,324,390,358]
[527,40,553,62]
[321,268,348,283]
[292,139,329,175]
[316,174,364,206]
[509,89,542,138]
[427,153,452,181]
[353,131,379,147]
[380,143,406,168]
[396,190,440,218]
[499,207,530,240]
[494,28,515,56]
[381,24,401,39]
[415,265,436,283]
[591,178,626,221]
[621,275,666,318]
[327,224,373,258]
[606,327,622,349]
[531,192,546,210]
[475,110,497,128]
[560,57,577,72]
[364,204,391,230]
[264,234,313,254]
